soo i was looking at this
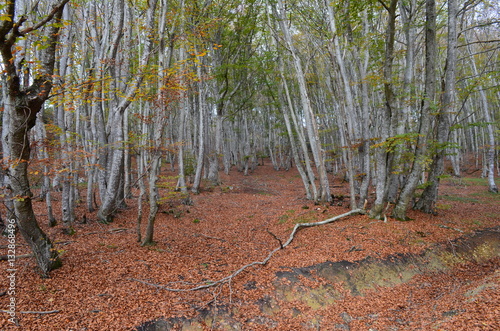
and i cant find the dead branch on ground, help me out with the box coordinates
[130,209,364,292]
[0,309,60,314]
[0,254,33,261]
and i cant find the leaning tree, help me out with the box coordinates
[0,0,70,275]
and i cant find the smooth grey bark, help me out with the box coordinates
[463,34,498,193]
[280,70,314,199]
[34,111,57,227]
[415,0,458,212]
[325,0,360,209]
[56,5,75,227]
[370,0,398,219]
[98,0,158,222]
[392,0,437,220]
[176,0,189,193]
[142,0,174,244]
[121,4,133,201]
[286,79,317,197]
[273,0,331,202]
[385,0,417,203]
[75,10,98,213]
[191,63,206,193]
[136,148,146,243]
[141,110,164,245]
[176,95,189,192]
[0,0,69,275]
[88,1,113,204]
[1,76,15,223]
[357,13,372,206]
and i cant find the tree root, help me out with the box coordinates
[130,209,364,292]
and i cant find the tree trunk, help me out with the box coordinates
[57,6,75,227]
[463,32,498,193]
[141,145,162,245]
[280,72,314,199]
[192,63,206,193]
[0,0,69,275]
[35,111,57,227]
[415,0,458,212]
[392,0,437,220]
[370,0,398,219]
[274,0,330,202]
[97,0,158,222]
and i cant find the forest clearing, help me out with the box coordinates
[1,162,499,330]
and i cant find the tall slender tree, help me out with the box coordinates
[415,0,459,212]
[97,0,159,222]
[392,0,437,220]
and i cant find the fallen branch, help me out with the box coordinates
[109,228,128,233]
[437,224,464,232]
[83,228,129,236]
[20,310,61,314]
[266,229,283,248]
[0,309,60,314]
[131,209,364,292]
[195,233,226,242]
[0,254,33,261]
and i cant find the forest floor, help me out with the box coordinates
[1,162,499,330]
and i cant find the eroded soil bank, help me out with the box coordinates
[137,226,500,330]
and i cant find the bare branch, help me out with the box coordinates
[266,229,283,249]
[19,0,70,35]
[458,39,500,47]
[0,309,60,314]
[377,0,390,12]
[131,209,364,292]
[0,254,33,261]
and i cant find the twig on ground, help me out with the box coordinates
[195,233,226,242]
[0,254,33,261]
[266,229,283,248]
[83,228,129,236]
[20,310,61,314]
[131,209,364,292]
[437,224,464,232]
[0,309,60,314]
[109,228,128,233]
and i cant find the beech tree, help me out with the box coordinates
[0,0,69,275]
[415,0,458,212]
[272,0,331,202]
[97,0,159,223]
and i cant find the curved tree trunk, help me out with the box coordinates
[9,107,62,275]
[0,0,69,275]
